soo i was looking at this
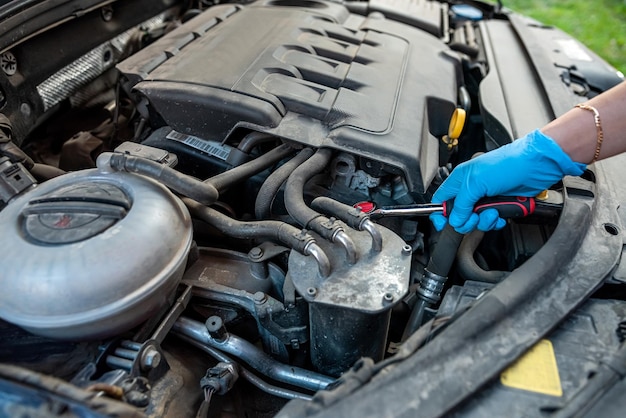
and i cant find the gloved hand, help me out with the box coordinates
[430,129,586,234]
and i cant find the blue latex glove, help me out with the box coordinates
[430,130,586,234]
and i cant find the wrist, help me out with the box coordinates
[541,106,602,164]
[528,129,586,176]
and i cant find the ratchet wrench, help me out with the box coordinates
[365,195,562,220]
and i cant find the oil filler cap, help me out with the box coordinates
[22,182,130,245]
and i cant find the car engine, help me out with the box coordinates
[0,0,622,417]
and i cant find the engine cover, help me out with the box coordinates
[118,0,460,193]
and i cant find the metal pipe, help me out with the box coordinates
[173,317,334,392]
[240,364,313,401]
[362,220,383,252]
[176,334,313,401]
[304,241,332,278]
[458,85,471,113]
[106,356,133,371]
[333,230,358,264]
[113,348,137,360]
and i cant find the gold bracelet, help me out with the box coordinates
[575,103,604,163]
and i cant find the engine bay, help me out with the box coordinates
[0,0,624,417]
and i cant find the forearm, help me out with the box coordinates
[542,81,626,164]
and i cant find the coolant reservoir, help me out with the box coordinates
[0,169,192,340]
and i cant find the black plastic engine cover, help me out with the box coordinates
[118,0,460,193]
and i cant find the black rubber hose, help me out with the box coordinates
[185,197,311,252]
[402,225,464,340]
[284,148,333,228]
[310,197,365,230]
[30,163,66,181]
[427,224,464,277]
[208,143,294,192]
[255,148,315,219]
[237,132,275,153]
[284,148,358,264]
[311,196,383,252]
[98,144,293,205]
[99,152,219,205]
[185,197,331,277]
[457,231,508,283]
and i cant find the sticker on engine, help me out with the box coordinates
[166,130,232,161]
[500,339,563,397]
[556,39,592,62]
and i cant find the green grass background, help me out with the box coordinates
[501,0,626,73]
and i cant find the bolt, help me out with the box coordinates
[402,244,412,256]
[125,390,150,407]
[383,292,394,304]
[20,102,31,117]
[306,287,317,297]
[206,316,227,342]
[141,347,161,371]
[0,51,17,76]
[253,291,267,304]
[101,5,114,21]
[249,247,263,260]
[102,47,113,65]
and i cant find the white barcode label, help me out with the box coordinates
[166,130,232,161]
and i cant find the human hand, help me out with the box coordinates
[430,129,586,234]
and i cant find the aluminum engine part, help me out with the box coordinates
[288,223,411,375]
[183,247,285,295]
[0,169,193,340]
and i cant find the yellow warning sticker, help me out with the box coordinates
[500,339,563,397]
